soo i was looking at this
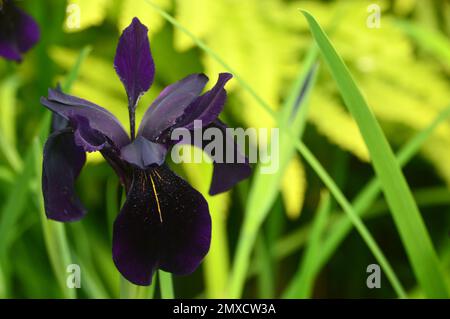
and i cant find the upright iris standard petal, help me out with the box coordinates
[177,73,233,130]
[138,73,208,142]
[0,0,40,61]
[42,129,87,222]
[41,89,130,148]
[114,17,154,111]
[113,166,211,285]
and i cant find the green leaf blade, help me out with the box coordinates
[302,10,449,298]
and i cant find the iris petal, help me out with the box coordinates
[114,17,154,111]
[138,73,208,142]
[14,5,40,54]
[42,129,86,222]
[69,114,132,189]
[207,120,251,195]
[112,165,211,285]
[178,73,233,130]
[120,136,167,168]
[177,120,251,195]
[0,1,40,61]
[70,115,107,153]
[41,88,130,148]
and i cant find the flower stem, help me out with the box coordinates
[129,111,135,141]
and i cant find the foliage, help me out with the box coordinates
[0,0,449,298]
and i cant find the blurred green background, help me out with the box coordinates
[0,0,449,298]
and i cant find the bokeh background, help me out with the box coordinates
[0,0,449,298]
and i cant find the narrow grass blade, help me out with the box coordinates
[316,105,450,285]
[146,2,406,298]
[120,275,156,299]
[274,226,311,261]
[120,276,135,299]
[239,104,407,296]
[256,235,275,298]
[396,20,450,69]
[283,191,331,298]
[246,183,450,281]
[0,76,22,172]
[61,46,92,92]
[294,140,407,298]
[75,258,109,299]
[135,281,157,299]
[302,11,449,298]
[69,223,110,298]
[270,185,450,271]
[273,106,450,262]
[229,60,318,298]
[367,187,450,218]
[280,47,319,123]
[0,149,36,257]
[229,66,317,297]
[0,265,6,298]
[0,166,14,184]
[159,270,174,299]
[0,134,23,172]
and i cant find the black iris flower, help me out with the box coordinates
[40,18,251,285]
[0,0,39,61]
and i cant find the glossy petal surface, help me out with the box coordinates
[112,166,211,285]
[114,17,154,110]
[42,129,86,222]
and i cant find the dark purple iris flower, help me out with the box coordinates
[0,0,40,62]
[40,18,251,285]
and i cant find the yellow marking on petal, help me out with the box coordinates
[149,173,163,223]
[154,170,162,180]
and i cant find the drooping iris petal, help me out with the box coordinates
[207,120,251,195]
[177,73,233,130]
[42,129,86,222]
[209,161,252,196]
[112,165,211,285]
[120,136,167,168]
[181,119,251,195]
[69,114,132,189]
[138,73,208,142]
[41,89,130,148]
[114,17,154,111]
[0,0,40,61]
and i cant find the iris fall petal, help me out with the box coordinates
[42,129,87,222]
[112,166,211,285]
